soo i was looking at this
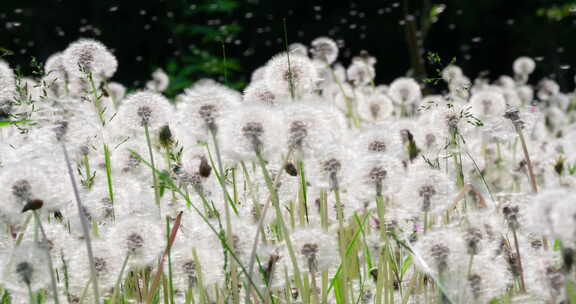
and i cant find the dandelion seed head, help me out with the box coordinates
[264,53,317,97]
[62,38,117,80]
[310,37,338,64]
[389,77,421,105]
[513,56,536,75]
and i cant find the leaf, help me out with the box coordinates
[0,120,31,127]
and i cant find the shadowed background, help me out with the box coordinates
[1,0,575,95]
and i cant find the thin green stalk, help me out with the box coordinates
[207,129,239,304]
[144,124,161,210]
[166,217,175,304]
[282,18,295,100]
[112,253,131,304]
[512,228,527,293]
[131,150,267,302]
[255,151,304,294]
[60,141,100,304]
[32,211,60,304]
[103,144,114,206]
[515,126,538,193]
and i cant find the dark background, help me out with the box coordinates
[1,0,575,96]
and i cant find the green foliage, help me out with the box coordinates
[537,1,576,21]
[164,0,245,98]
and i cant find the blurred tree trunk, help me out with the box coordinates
[403,0,427,80]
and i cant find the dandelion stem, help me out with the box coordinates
[60,141,100,304]
[282,18,295,100]
[515,125,538,193]
[511,228,527,293]
[32,211,60,304]
[144,123,161,211]
[256,151,304,293]
[207,128,239,304]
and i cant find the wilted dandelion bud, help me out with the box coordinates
[389,77,421,106]
[264,52,317,98]
[310,37,339,64]
[62,38,118,80]
[146,68,169,92]
[513,56,536,77]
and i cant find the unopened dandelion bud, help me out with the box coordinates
[562,247,574,273]
[284,162,298,176]
[158,125,173,148]
[198,156,212,178]
[21,199,44,213]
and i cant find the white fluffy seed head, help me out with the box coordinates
[0,60,16,103]
[218,105,285,161]
[310,37,339,64]
[513,56,536,75]
[389,77,421,105]
[62,38,118,80]
[146,68,170,92]
[243,80,277,105]
[441,65,463,83]
[357,93,394,122]
[115,90,172,131]
[469,90,507,118]
[264,53,318,98]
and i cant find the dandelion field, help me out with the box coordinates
[0,24,576,304]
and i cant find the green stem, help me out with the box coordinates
[33,211,60,304]
[144,124,161,212]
